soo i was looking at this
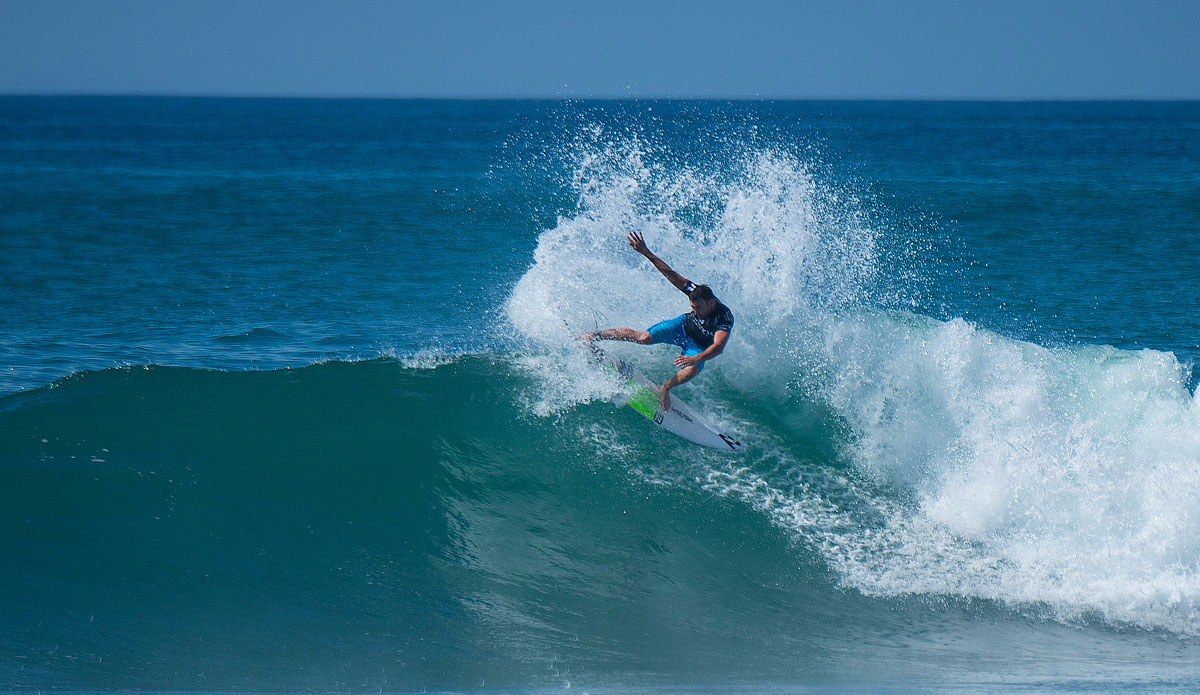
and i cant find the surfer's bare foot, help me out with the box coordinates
[578,331,604,362]
[579,331,599,350]
[659,388,671,411]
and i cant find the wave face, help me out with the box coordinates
[0,359,892,690]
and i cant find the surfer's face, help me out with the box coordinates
[690,297,717,317]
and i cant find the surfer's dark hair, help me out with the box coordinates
[689,284,715,302]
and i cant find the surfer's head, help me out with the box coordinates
[688,284,718,317]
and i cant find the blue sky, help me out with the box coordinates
[1,0,1197,98]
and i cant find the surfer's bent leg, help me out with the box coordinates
[659,365,699,411]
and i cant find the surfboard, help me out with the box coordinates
[595,349,744,452]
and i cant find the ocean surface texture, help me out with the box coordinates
[3,97,1200,693]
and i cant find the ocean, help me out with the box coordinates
[2,97,1200,693]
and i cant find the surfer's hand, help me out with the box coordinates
[659,388,671,411]
[627,231,648,255]
[674,354,699,367]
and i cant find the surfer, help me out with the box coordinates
[583,231,733,411]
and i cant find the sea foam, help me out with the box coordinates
[822,311,1200,633]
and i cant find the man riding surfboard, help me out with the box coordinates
[583,231,734,411]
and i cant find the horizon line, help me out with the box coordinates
[2,91,1199,103]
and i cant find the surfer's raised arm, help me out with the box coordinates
[627,231,691,293]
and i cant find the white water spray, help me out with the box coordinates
[506,133,1200,635]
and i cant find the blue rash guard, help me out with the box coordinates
[646,282,734,373]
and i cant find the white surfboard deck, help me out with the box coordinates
[592,348,744,452]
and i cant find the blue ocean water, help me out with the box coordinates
[2,97,1200,693]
